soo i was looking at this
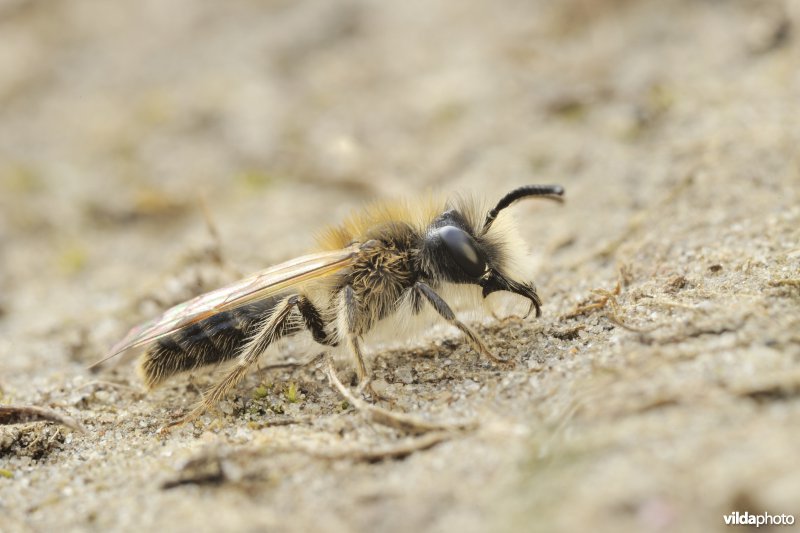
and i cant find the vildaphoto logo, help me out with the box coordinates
[723,511,795,527]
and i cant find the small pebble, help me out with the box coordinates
[395,366,414,384]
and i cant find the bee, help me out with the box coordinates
[101,185,564,425]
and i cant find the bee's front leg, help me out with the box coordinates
[415,281,511,366]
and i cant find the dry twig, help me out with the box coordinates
[283,431,453,462]
[324,358,477,434]
[562,278,661,333]
[0,405,86,433]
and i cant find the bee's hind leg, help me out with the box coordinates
[415,282,512,366]
[161,294,328,432]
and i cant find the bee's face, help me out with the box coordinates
[422,208,543,317]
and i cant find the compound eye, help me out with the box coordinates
[438,226,487,278]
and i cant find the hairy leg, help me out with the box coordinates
[415,281,509,365]
[340,286,369,385]
[163,294,332,429]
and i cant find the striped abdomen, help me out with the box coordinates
[139,296,285,389]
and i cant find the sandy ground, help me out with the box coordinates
[1,1,799,532]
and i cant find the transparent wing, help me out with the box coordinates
[99,244,360,363]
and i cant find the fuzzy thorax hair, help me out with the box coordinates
[315,193,533,287]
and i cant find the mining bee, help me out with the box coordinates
[101,185,564,425]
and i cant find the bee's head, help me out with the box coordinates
[421,185,564,317]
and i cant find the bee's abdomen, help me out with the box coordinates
[138,297,283,389]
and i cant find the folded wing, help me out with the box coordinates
[97,244,360,365]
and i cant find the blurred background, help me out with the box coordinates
[1,0,796,323]
[1,1,799,532]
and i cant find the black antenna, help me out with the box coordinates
[482,185,564,232]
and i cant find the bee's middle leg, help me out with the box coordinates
[341,286,369,386]
[339,286,392,402]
